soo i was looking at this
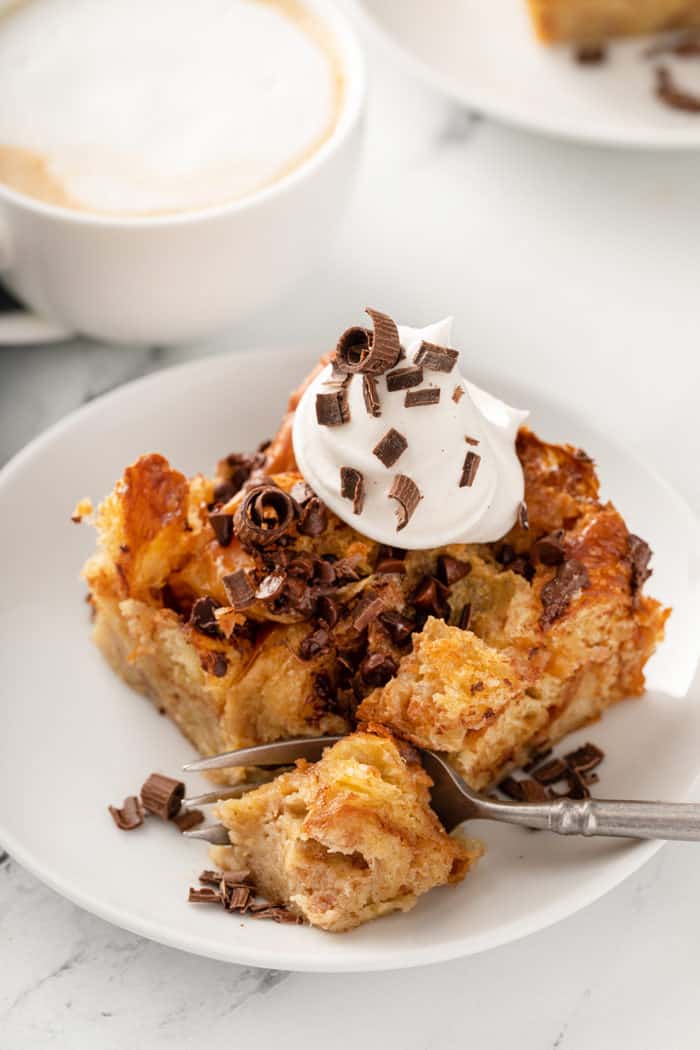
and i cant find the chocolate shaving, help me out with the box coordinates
[297,498,327,538]
[379,610,414,645]
[533,530,565,566]
[540,559,590,626]
[175,808,205,831]
[386,365,424,391]
[518,502,529,530]
[437,555,471,586]
[222,569,256,610]
[353,595,385,632]
[256,572,286,602]
[388,474,421,531]
[627,534,653,593]
[452,385,464,403]
[414,341,459,373]
[375,557,406,575]
[655,65,700,112]
[334,308,402,375]
[234,485,297,548]
[457,603,471,630]
[188,596,222,638]
[360,652,398,687]
[532,757,569,785]
[645,30,700,58]
[465,435,480,446]
[108,795,144,831]
[340,466,365,515]
[290,480,314,505]
[209,511,234,548]
[316,388,350,427]
[372,428,408,468]
[315,594,339,629]
[227,885,252,912]
[216,451,265,501]
[459,451,481,488]
[249,906,303,924]
[140,773,185,821]
[362,374,381,418]
[564,742,605,774]
[549,769,590,800]
[188,887,222,904]
[575,43,607,63]
[405,387,440,408]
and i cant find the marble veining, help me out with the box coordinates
[1,17,700,1050]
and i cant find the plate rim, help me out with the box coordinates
[1,345,699,972]
[349,0,700,151]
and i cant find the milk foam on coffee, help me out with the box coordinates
[0,0,342,215]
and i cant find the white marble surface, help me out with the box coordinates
[2,14,700,1049]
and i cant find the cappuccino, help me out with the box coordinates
[0,0,343,215]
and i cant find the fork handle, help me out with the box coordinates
[476,797,700,841]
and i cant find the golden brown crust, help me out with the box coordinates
[527,0,700,43]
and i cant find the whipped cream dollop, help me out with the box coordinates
[292,315,529,550]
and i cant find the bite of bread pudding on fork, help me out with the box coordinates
[83,309,668,931]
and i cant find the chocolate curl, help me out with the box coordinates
[334,308,402,376]
[234,484,297,548]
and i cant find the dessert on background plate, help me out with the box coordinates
[527,0,700,44]
[82,309,668,931]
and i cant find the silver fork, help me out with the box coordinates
[181,736,700,844]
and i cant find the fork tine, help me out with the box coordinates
[183,823,230,845]
[183,735,343,772]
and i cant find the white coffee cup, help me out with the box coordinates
[0,0,365,347]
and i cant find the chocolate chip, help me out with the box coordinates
[533,531,565,566]
[200,650,229,677]
[518,501,529,530]
[298,626,331,660]
[140,773,185,821]
[375,557,406,575]
[175,809,205,831]
[108,795,144,831]
[459,450,481,488]
[405,387,440,408]
[379,610,414,645]
[564,742,605,774]
[457,603,471,630]
[222,570,256,610]
[372,427,408,469]
[437,554,471,586]
[388,474,421,531]
[452,385,464,403]
[234,484,297,548]
[316,389,350,427]
[540,559,590,626]
[414,341,459,373]
[360,652,398,687]
[189,596,222,637]
[363,374,382,418]
[628,534,652,593]
[340,466,365,515]
[655,65,700,112]
[412,576,450,621]
[334,308,402,375]
[353,595,385,632]
[386,365,424,391]
[209,511,234,547]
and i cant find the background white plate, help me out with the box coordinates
[1,347,699,973]
[352,0,700,148]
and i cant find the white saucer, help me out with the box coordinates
[353,0,700,148]
[1,347,699,972]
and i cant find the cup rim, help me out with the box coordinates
[0,0,366,229]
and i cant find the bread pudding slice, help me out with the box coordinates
[527,0,700,43]
[83,363,668,792]
[209,729,480,932]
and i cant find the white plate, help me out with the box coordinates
[353,0,700,148]
[1,347,700,973]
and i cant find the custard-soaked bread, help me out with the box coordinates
[527,0,700,43]
[83,366,668,791]
[210,729,480,931]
